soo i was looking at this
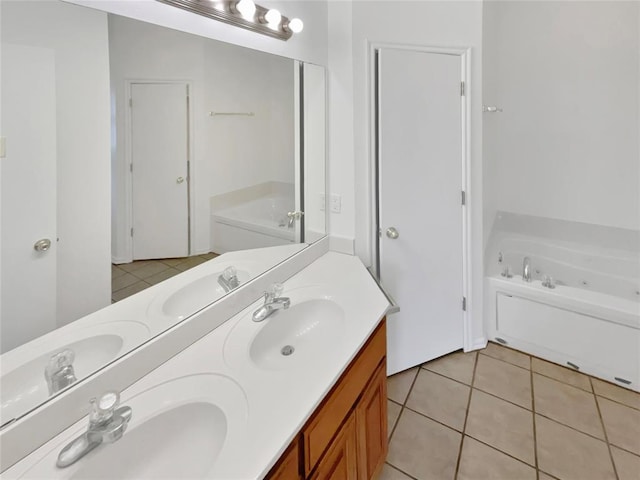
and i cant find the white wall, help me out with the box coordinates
[109,15,295,259]
[483,1,640,234]
[303,63,328,242]
[1,1,111,331]
[328,1,486,345]
[66,0,328,66]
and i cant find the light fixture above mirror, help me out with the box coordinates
[157,0,304,40]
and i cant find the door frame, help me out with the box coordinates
[368,43,474,352]
[123,79,194,262]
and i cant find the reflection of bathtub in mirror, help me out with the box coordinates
[0,244,305,428]
[210,182,297,253]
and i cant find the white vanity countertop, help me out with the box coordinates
[0,244,304,429]
[4,252,390,479]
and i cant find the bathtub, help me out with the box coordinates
[210,193,296,254]
[485,224,640,392]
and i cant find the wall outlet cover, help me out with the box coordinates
[330,193,341,213]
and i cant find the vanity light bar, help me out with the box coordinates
[156,0,303,41]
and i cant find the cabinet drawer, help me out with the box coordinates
[303,321,386,476]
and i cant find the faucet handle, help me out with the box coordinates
[45,349,75,377]
[222,266,237,280]
[90,391,120,425]
[265,283,284,301]
[271,283,284,297]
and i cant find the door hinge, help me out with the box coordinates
[461,190,466,206]
[129,98,133,108]
[378,228,382,238]
[462,296,467,311]
[460,81,465,97]
[130,228,134,237]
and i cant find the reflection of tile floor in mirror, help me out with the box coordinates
[383,342,640,480]
[111,253,219,303]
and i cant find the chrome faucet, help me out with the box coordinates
[287,211,304,228]
[522,257,532,282]
[252,283,290,322]
[218,266,240,293]
[57,391,132,468]
[45,349,77,396]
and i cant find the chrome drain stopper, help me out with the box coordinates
[281,345,295,356]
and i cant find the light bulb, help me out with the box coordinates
[264,9,281,28]
[287,18,304,33]
[235,0,256,19]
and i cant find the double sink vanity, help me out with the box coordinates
[2,249,390,479]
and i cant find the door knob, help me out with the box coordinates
[176,177,185,184]
[34,238,52,252]
[386,227,399,239]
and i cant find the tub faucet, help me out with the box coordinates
[252,283,290,322]
[45,349,77,396]
[522,257,532,282]
[57,391,132,468]
[218,266,240,293]
[287,210,304,228]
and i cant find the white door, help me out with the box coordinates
[131,83,189,260]
[377,48,464,375]
[1,44,57,353]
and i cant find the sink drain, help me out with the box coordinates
[281,345,295,356]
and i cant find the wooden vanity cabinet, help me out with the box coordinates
[265,319,387,480]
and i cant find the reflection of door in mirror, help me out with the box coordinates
[1,0,112,355]
[1,44,57,353]
[130,82,190,260]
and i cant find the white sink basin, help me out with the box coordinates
[225,293,345,371]
[11,374,247,479]
[149,270,250,322]
[0,321,150,426]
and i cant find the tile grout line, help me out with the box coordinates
[422,366,475,389]
[593,392,640,413]
[384,463,420,480]
[385,367,422,474]
[532,411,615,445]
[592,377,620,480]
[472,385,532,412]
[530,354,539,480]
[479,349,531,371]
[453,352,479,480]
[463,432,538,470]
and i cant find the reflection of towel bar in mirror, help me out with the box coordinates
[208,111,255,117]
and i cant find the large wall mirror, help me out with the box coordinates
[0,0,326,427]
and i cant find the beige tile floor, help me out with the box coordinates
[383,342,640,480]
[111,253,218,302]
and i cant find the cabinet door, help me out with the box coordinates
[356,361,388,480]
[267,440,301,480]
[310,413,358,480]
